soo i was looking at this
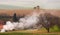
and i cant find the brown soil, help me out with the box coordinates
[0,9,60,17]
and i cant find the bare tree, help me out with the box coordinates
[39,13,60,32]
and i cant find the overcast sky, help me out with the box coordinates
[0,0,60,9]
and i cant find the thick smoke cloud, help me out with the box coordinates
[0,11,42,32]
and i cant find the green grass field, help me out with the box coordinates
[0,32,59,35]
[0,25,60,35]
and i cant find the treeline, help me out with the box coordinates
[0,14,24,21]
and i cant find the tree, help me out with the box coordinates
[39,13,54,32]
[13,13,18,22]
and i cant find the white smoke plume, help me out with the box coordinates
[0,11,42,32]
[1,21,15,32]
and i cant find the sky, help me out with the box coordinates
[0,0,60,9]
